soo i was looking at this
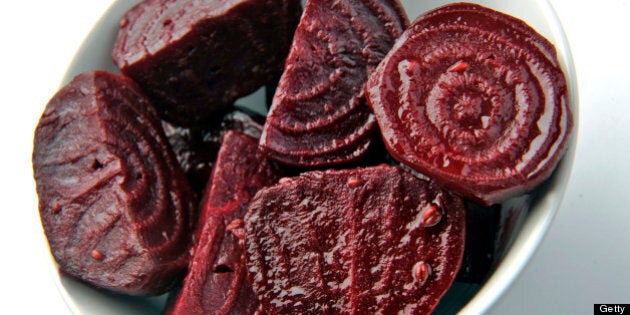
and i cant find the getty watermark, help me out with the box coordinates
[595,304,629,314]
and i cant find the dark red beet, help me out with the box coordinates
[260,0,409,167]
[366,3,573,205]
[112,0,302,127]
[245,165,466,314]
[162,107,264,196]
[167,131,281,315]
[32,71,195,295]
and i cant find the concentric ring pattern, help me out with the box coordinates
[366,3,573,205]
[261,0,409,167]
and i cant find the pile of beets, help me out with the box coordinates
[32,0,572,314]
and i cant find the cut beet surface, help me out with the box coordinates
[32,71,195,295]
[366,3,573,205]
[260,0,409,167]
[167,131,281,315]
[112,0,302,127]
[245,164,466,314]
[162,107,264,196]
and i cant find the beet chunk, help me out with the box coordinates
[32,71,195,295]
[112,0,302,127]
[245,165,466,314]
[366,3,573,205]
[167,131,281,315]
[162,107,264,196]
[260,0,409,167]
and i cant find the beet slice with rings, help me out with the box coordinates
[260,0,409,167]
[162,107,264,197]
[366,3,573,205]
[167,131,281,315]
[32,71,195,295]
[245,164,466,314]
[112,0,302,127]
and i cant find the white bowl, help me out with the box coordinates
[47,0,578,313]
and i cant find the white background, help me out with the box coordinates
[1,0,629,314]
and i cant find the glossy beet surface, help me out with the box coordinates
[366,3,573,205]
[168,131,281,315]
[112,0,302,127]
[245,165,466,314]
[33,71,195,295]
[260,0,409,167]
[162,108,264,196]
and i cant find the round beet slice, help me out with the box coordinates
[260,0,409,167]
[366,3,573,205]
[245,165,466,314]
[33,71,195,295]
[167,131,281,315]
[162,107,264,196]
[112,0,302,127]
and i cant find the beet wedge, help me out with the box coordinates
[260,0,409,167]
[162,107,264,196]
[245,164,466,314]
[167,130,281,315]
[33,71,195,295]
[112,0,302,127]
[366,3,573,205]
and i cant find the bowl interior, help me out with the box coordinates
[50,0,578,314]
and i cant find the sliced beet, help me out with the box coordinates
[32,71,195,295]
[167,131,281,315]
[162,107,264,196]
[366,3,573,205]
[245,165,466,314]
[112,0,302,127]
[260,0,409,167]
